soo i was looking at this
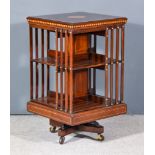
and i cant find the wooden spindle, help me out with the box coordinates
[93,34,96,95]
[69,31,73,114]
[65,30,69,112]
[47,30,50,50]
[41,29,44,97]
[55,29,58,109]
[88,34,91,94]
[35,28,39,98]
[88,69,91,94]
[105,28,109,106]
[93,69,96,95]
[115,27,119,104]
[29,26,33,99]
[60,29,63,110]
[47,30,50,94]
[120,26,125,102]
[110,28,114,105]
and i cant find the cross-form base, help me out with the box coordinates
[49,119,104,144]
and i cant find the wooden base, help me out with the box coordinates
[27,101,127,126]
[49,119,104,144]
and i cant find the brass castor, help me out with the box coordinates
[96,134,104,141]
[59,136,65,144]
[49,126,56,133]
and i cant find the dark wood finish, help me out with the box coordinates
[29,93,123,114]
[33,51,121,69]
[50,119,63,127]
[88,34,91,95]
[74,70,88,97]
[58,122,104,137]
[58,126,76,137]
[27,12,127,143]
[74,34,89,54]
[73,34,89,98]
[27,101,127,126]
[93,34,96,95]
[78,123,103,134]
[27,12,127,34]
[47,30,50,51]
[28,12,125,24]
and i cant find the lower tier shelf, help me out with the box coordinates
[27,96,127,126]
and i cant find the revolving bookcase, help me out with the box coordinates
[26,12,128,144]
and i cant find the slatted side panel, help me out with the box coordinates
[29,27,45,100]
[29,27,46,100]
[103,26,124,106]
[28,25,125,113]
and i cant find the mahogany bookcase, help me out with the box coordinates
[27,12,128,144]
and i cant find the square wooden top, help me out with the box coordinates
[27,12,127,32]
[28,12,125,24]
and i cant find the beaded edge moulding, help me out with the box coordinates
[27,17,127,30]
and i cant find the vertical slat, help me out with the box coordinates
[110,28,114,105]
[47,30,50,94]
[47,65,50,94]
[55,29,58,109]
[60,29,63,110]
[47,30,50,51]
[35,28,39,98]
[65,31,68,112]
[69,31,73,113]
[41,29,44,97]
[115,27,119,104]
[93,34,96,95]
[29,26,33,99]
[94,34,97,52]
[105,28,109,106]
[88,34,91,94]
[120,26,125,102]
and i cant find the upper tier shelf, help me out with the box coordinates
[32,53,121,70]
